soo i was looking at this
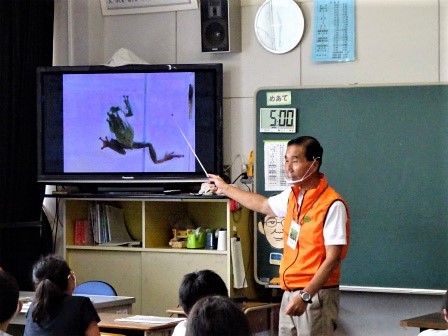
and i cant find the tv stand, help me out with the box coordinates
[73,182,203,196]
[60,193,258,315]
[96,186,165,194]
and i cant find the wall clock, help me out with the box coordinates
[254,0,305,54]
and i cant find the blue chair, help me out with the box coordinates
[73,281,117,296]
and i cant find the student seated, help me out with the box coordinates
[185,295,251,336]
[0,268,22,336]
[172,269,228,336]
[24,254,101,336]
[419,290,448,336]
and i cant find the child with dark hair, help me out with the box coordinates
[0,268,22,336]
[185,295,251,336]
[172,269,228,336]
[24,255,101,336]
[419,291,448,336]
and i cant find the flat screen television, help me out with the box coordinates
[37,63,223,193]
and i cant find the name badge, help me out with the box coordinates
[287,220,300,250]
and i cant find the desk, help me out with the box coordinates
[166,301,280,335]
[86,294,135,313]
[11,291,135,326]
[99,313,183,336]
[400,312,448,332]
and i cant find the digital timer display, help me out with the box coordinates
[259,108,297,133]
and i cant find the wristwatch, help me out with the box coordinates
[299,290,313,304]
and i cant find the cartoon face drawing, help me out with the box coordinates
[258,215,285,249]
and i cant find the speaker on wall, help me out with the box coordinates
[201,0,241,53]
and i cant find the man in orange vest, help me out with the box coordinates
[208,136,350,336]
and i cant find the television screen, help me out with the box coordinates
[37,64,223,191]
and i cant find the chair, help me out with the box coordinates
[73,281,117,296]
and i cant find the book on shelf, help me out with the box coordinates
[74,220,94,246]
[103,204,140,246]
[88,203,140,246]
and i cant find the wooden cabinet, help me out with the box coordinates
[61,195,258,315]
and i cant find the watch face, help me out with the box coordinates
[301,291,311,301]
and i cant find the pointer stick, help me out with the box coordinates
[171,114,209,177]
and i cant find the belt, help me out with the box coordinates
[287,285,339,292]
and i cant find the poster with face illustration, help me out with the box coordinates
[256,214,284,284]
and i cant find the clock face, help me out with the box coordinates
[254,0,305,54]
[259,108,297,133]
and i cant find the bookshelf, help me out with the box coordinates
[58,194,258,315]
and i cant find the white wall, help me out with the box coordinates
[53,0,447,335]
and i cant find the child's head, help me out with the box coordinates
[0,269,20,326]
[31,255,76,323]
[32,254,72,292]
[179,269,228,315]
[185,295,250,336]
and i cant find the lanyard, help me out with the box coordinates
[291,185,329,225]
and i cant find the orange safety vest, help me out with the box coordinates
[279,174,350,290]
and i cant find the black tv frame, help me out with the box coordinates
[36,63,223,193]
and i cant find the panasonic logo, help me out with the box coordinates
[121,176,134,180]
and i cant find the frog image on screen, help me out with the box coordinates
[99,95,184,164]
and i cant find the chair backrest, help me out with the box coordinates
[73,280,117,296]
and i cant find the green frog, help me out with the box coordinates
[99,95,184,164]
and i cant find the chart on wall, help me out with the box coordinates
[254,84,448,292]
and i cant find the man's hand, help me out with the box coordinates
[208,174,228,195]
[284,293,308,317]
[208,174,273,215]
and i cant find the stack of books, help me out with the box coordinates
[74,203,140,246]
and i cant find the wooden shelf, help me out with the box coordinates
[62,196,258,315]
